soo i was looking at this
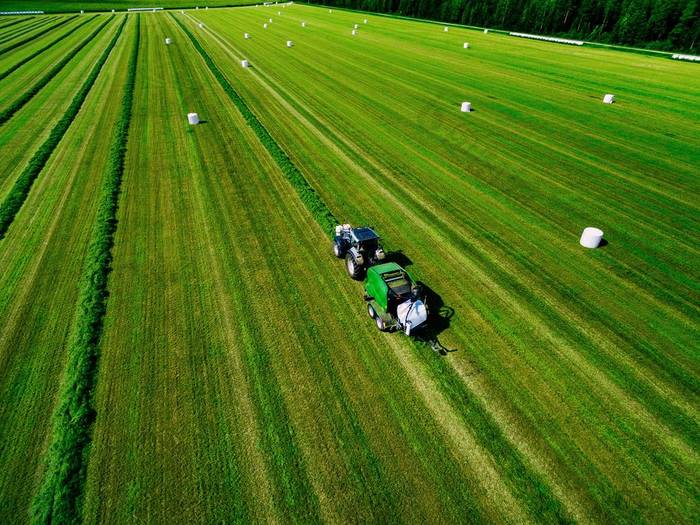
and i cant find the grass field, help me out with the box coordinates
[0,0,251,13]
[0,4,698,524]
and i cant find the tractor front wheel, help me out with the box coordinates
[332,241,343,258]
[345,253,362,280]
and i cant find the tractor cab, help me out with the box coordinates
[364,263,428,335]
[332,224,386,279]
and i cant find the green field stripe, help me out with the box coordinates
[0,17,117,239]
[0,17,31,31]
[0,15,111,126]
[0,17,135,523]
[0,15,97,82]
[30,15,136,525]
[0,15,74,56]
[171,13,337,238]
[0,16,57,44]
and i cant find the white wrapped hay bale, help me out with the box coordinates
[80,9,84,13]
[463,42,470,48]
[603,94,615,104]
[263,23,268,28]
[351,29,357,35]
[484,28,489,34]
[287,40,293,47]
[198,22,204,28]
[364,19,368,24]
[580,227,604,248]
[444,26,449,32]
[187,113,199,125]
[165,37,172,44]
[244,32,250,39]
[301,21,306,27]
[241,59,250,68]
[269,17,273,22]
[354,23,359,29]
[461,102,472,112]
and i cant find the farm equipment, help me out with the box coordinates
[332,223,447,351]
[364,263,428,336]
[332,224,386,279]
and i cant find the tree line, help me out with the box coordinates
[305,0,699,51]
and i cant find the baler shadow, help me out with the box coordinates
[386,250,457,354]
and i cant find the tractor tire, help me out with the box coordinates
[332,241,343,258]
[345,253,362,280]
[375,315,387,332]
[367,303,376,319]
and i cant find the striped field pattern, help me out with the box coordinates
[0,4,698,524]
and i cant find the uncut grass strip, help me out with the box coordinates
[30,14,137,525]
[153,21,319,518]
[0,15,75,56]
[0,15,97,82]
[172,13,337,237]
[0,15,111,126]
[0,16,118,239]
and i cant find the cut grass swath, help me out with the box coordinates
[0,15,75,57]
[30,14,138,525]
[0,16,118,239]
[0,15,97,82]
[0,15,111,126]
[172,13,337,238]
[0,16,58,45]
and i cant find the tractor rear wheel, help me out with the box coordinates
[375,315,387,332]
[332,241,343,258]
[345,253,362,280]
[367,303,376,319]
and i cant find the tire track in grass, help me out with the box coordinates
[195,19,698,461]
[0,16,115,239]
[0,15,111,126]
[0,16,75,57]
[0,15,97,82]
[30,15,137,525]
[174,12,569,523]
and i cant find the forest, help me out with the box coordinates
[305,0,699,51]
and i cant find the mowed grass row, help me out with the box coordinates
[191,6,699,522]
[0,15,98,102]
[0,15,97,82]
[82,12,534,524]
[0,15,115,197]
[0,14,113,125]
[0,16,57,45]
[0,15,134,524]
[0,15,74,56]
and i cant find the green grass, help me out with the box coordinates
[0,5,698,524]
[0,0,254,13]
[0,13,134,524]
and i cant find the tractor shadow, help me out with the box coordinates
[386,250,457,354]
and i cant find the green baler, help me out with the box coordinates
[363,262,428,335]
